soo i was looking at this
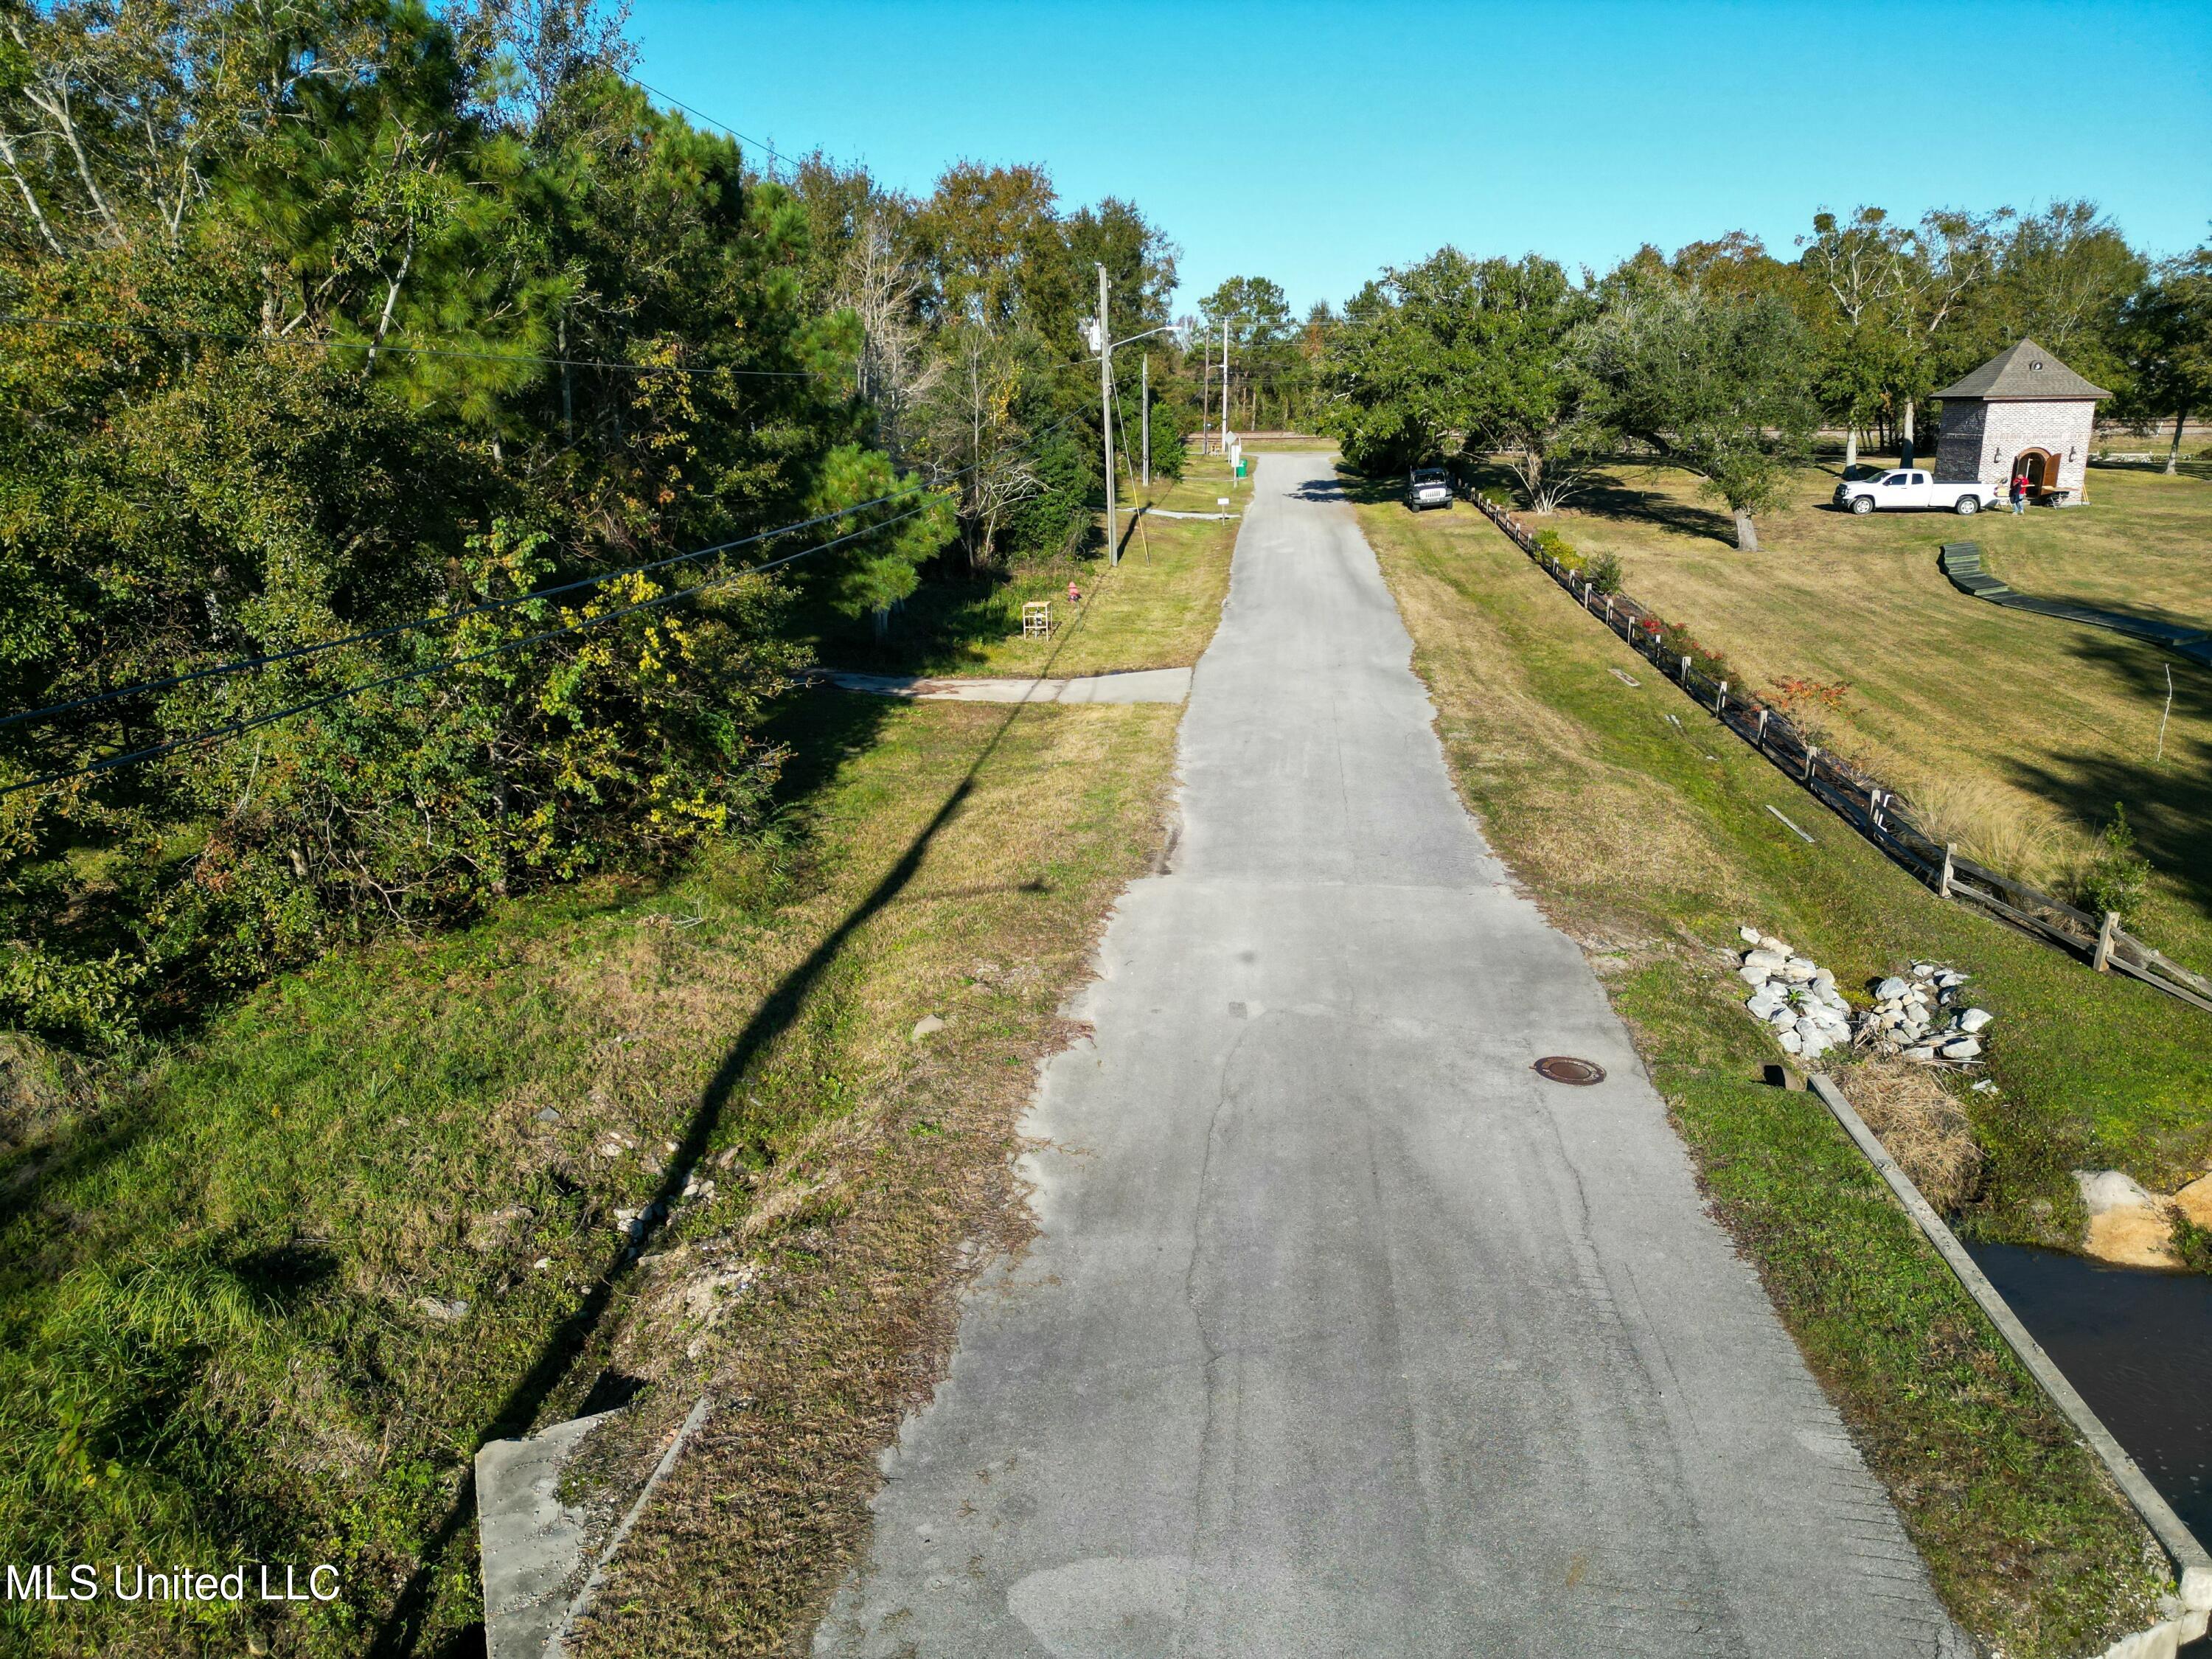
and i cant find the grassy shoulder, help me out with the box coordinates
[1352,479,2194,1657]
[823,448,1246,681]
[1510,457,2212,975]
[0,668,1185,1655]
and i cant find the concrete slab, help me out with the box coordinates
[814,667,1192,705]
[475,1411,621,1659]
[814,453,1969,1657]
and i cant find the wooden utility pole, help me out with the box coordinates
[1097,264,1118,567]
[1200,336,1212,455]
[1220,316,1231,456]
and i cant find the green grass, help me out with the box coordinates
[1355,479,2197,1655]
[1506,455,2212,975]
[818,450,1245,681]
[0,678,1187,1656]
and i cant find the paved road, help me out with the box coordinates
[816,454,1966,1658]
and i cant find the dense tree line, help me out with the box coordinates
[1311,203,2212,548]
[781,152,1186,573]
[0,0,1185,1049]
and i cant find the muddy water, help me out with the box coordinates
[1966,1242,2212,1544]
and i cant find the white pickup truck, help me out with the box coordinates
[1833,469,1997,515]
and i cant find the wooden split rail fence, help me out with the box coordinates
[1467,493,2212,1016]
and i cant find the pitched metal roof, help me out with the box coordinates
[1933,338,2109,401]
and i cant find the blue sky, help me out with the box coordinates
[630,0,2212,316]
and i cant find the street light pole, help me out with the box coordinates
[1096,263,1117,567]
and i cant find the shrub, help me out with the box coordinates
[2075,804,2152,924]
[1765,675,1852,750]
[2175,1214,2212,1276]
[1584,550,1624,595]
[1643,616,1737,687]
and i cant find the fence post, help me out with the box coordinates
[1756,709,1769,750]
[1938,842,1954,900]
[1716,679,1728,715]
[1604,595,1615,627]
[1871,788,1885,830]
[1804,744,1818,782]
[1679,653,1691,683]
[2094,911,2118,972]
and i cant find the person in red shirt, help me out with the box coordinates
[1066,580,1082,605]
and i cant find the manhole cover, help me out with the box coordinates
[1534,1056,1606,1085]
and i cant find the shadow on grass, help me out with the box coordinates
[1995,636,2212,939]
[0,1108,156,1239]
[804,521,1115,680]
[1968,547,2212,641]
[1568,470,1739,546]
[371,597,1113,1659]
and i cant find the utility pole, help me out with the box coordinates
[1200,333,1211,455]
[1220,316,1231,459]
[1096,263,1117,567]
[1141,353,1150,490]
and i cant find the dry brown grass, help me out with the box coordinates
[1521,458,2212,971]
[1839,1057,1988,1213]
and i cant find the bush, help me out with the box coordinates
[1142,396,1192,483]
[1001,425,1099,562]
[1584,550,1624,595]
[1533,527,1579,569]
[2075,804,2152,924]
[1644,616,1737,687]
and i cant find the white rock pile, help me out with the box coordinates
[1854,961,1992,1065]
[1734,926,1853,1060]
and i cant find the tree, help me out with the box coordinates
[1882,208,2008,465]
[1446,253,1598,509]
[1201,274,1294,430]
[1797,207,1910,470]
[1579,284,1818,551]
[0,0,922,1043]
[2121,241,2212,473]
[1318,273,1453,473]
[1320,249,1596,504]
[909,161,1065,335]
[1980,201,2146,392]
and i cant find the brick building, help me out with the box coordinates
[1933,339,2109,504]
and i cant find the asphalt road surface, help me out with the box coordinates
[815,453,1966,1658]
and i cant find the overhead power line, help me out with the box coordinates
[0,504,931,801]
[622,74,804,175]
[0,408,1086,738]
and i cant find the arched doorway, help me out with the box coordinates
[2014,448,2056,496]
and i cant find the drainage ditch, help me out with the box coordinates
[1964,1241,2212,1545]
